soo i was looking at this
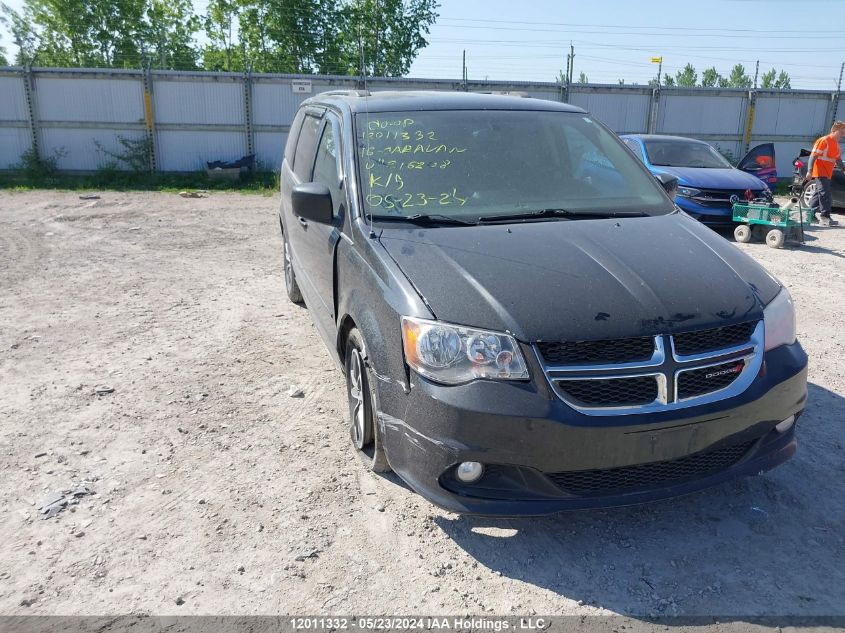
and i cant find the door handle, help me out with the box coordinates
[298,217,308,228]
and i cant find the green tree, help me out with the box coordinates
[760,68,791,89]
[760,68,777,88]
[700,66,720,87]
[577,71,588,83]
[6,0,147,67]
[0,24,7,64]
[217,0,437,76]
[662,73,674,86]
[618,78,625,85]
[1,3,37,64]
[324,0,439,76]
[726,63,752,88]
[675,63,696,87]
[1,0,198,68]
[202,0,241,71]
[142,0,200,69]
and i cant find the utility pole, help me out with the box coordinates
[832,62,844,126]
[563,51,571,102]
[569,43,575,86]
[649,56,663,133]
[462,49,467,91]
[753,60,759,89]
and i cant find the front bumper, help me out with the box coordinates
[675,197,735,227]
[379,342,807,515]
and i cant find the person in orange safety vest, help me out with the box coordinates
[805,120,845,226]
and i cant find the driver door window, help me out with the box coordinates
[312,117,344,221]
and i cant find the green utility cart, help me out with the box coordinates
[731,201,813,249]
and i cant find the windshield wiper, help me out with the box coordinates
[369,213,476,226]
[476,208,576,223]
[477,208,648,223]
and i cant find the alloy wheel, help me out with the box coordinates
[349,348,367,449]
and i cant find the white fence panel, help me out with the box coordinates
[0,128,31,169]
[41,128,146,171]
[753,93,830,137]
[154,79,244,126]
[1,68,841,178]
[0,75,28,121]
[252,82,306,127]
[157,130,248,172]
[0,74,29,168]
[569,90,651,134]
[255,132,287,171]
[658,93,746,135]
[36,77,144,123]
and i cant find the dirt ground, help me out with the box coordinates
[1,190,844,619]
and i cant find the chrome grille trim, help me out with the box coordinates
[543,336,664,373]
[536,321,763,415]
[674,354,756,402]
[554,372,667,411]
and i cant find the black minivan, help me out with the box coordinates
[278,90,807,515]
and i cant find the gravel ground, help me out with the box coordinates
[1,190,844,618]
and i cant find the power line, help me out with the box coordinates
[430,21,845,41]
[437,15,820,36]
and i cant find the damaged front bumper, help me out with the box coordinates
[377,342,807,516]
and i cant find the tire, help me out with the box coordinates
[281,220,303,304]
[766,228,785,249]
[345,329,391,473]
[734,224,752,243]
[802,181,819,209]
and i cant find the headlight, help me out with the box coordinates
[677,186,701,198]
[401,317,529,385]
[764,287,796,351]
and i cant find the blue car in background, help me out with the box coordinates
[621,134,777,227]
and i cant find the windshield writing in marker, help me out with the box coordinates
[359,116,467,211]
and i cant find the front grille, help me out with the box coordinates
[555,375,658,407]
[547,440,756,496]
[673,321,756,356]
[692,189,748,208]
[677,359,746,400]
[537,337,655,365]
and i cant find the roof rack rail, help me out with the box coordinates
[320,89,371,97]
[474,90,530,98]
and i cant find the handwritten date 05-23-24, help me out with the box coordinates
[366,189,467,210]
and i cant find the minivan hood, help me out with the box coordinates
[378,212,781,342]
[653,166,766,190]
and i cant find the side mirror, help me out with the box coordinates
[654,173,679,199]
[292,183,333,224]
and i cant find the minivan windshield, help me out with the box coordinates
[644,139,733,169]
[355,110,673,220]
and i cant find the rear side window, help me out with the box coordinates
[293,113,323,181]
[283,109,306,167]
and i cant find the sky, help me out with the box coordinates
[2,0,844,90]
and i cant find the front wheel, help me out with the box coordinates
[766,228,785,249]
[345,329,391,473]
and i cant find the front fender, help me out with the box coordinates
[335,224,432,423]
